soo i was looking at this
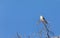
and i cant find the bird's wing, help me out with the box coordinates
[43,17,48,24]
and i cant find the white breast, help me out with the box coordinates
[40,16,44,21]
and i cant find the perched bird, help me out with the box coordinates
[40,16,48,25]
[36,16,48,25]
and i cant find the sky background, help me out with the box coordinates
[0,0,60,38]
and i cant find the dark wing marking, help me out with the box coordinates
[43,17,48,24]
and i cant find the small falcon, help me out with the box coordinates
[40,16,48,25]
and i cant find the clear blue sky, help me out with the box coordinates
[0,0,60,38]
